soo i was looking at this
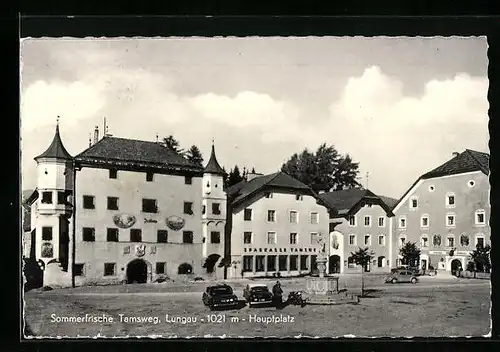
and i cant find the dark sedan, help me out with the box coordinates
[202,284,239,310]
[243,283,273,307]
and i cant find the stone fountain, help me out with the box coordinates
[302,236,359,305]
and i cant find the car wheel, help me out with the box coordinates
[391,278,397,284]
[411,278,417,284]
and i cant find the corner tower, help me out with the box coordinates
[201,142,227,278]
[33,118,74,285]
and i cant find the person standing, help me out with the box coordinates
[272,280,283,308]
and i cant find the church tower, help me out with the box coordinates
[33,118,74,286]
[201,142,227,278]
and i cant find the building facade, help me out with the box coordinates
[25,123,226,287]
[226,172,331,279]
[319,189,396,274]
[390,150,490,275]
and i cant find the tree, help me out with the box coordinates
[470,243,491,273]
[350,247,374,297]
[281,143,361,192]
[399,242,421,268]
[162,135,184,154]
[186,145,204,166]
[226,165,245,188]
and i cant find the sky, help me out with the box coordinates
[20,37,489,199]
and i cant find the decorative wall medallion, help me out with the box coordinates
[136,245,146,257]
[144,218,158,224]
[150,246,157,254]
[123,245,131,254]
[113,213,137,229]
[166,215,186,231]
[41,242,53,258]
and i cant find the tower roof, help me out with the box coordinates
[204,144,226,176]
[34,123,73,161]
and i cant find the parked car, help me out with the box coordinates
[202,284,239,310]
[243,283,273,306]
[385,269,419,284]
[391,266,421,276]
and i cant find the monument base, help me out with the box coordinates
[302,276,359,305]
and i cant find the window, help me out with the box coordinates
[429,185,435,192]
[73,264,84,276]
[420,236,429,248]
[142,199,158,213]
[289,211,298,223]
[255,256,265,272]
[310,212,319,224]
[460,234,470,247]
[378,217,385,227]
[146,172,154,182]
[378,235,385,246]
[290,255,298,271]
[446,193,456,207]
[57,191,67,205]
[421,215,429,228]
[83,195,95,209]
[183,231,194,244]
[243,256,253,272]
[41,191,53,204]
[212,203,221,215]
[267,256,277,271]
[409,196,418,209]
[447,236,455,248]
[82,227,95,242]
[279,255,287,271]
[244,208,252,221]
[300,255,309,270]
[433,234,442,247]
[210,231,221,244]
[109,169,117,179]
[475,235,485,248]
[399,216,407,229]
[104,263,116,276]
[349,234,356,246]
[156,262,166,274]
[348,216,356,226]
[267,231,277,245]
[446,213,456,227]
[243,232,252,244]
[296,194,303,201]
[475,210,486,225]
[364,235,371,246]
[310,232,319,244]
[290,232,298,245]
[264,192,273,199]
[364,216,371,227]
[107,197,119,210]
[183,202,193,215]
[399,236,406,246]
[157,230,168,243]
[185,176,192,185]
[130,229,142,242]
[267,210,276,222]
[107,228,119,242]
[468,180,475,188]
[41,227,52,241]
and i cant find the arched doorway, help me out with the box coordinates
[329,255,341,274]
[178,263,193,275]
[377,256,386,268]
[451,259,462,276]
[126,259,148,284]
[203,254,221,273]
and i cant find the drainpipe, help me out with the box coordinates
[71,162,77,288]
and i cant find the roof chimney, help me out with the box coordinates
[94,126,99,145]
[247,171,264,181]
[452,151,460,158]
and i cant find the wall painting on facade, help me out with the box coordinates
[166,216,186,231]
[41,242,53,258]
[113,214,137,229]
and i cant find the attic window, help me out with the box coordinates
[109,169,118,179]
[429,185,435,192]
[468,180,475,188]
[185,176,192,185]
[296,194,303,201]
[265,192,273,199]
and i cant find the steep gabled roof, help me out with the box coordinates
[421,149,489,179]
[392,149,490,213]
[74,136,203,172]
[318,188,395,216]
[204,144,226,176]
[228,172,319,207]
[34,124,73,161]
